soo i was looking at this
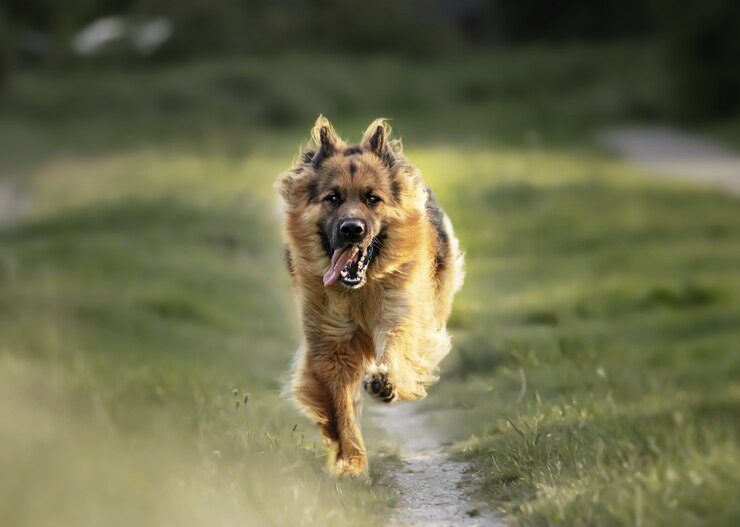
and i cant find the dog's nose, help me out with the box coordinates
[339,218,366,241]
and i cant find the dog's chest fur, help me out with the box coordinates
[324,280,385,337]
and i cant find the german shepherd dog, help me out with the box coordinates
[275,116,464,477]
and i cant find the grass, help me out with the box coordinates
[1,44,739,526]
[0,105,397,525]
[0,180,397,526]
[428,150,740,525]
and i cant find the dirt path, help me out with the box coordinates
[0,179,29,227]
[598,126,740,195]
[370,403,505,527]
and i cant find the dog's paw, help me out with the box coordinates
[363,365,396,403]
[332,455,368,479]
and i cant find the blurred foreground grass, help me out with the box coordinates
[1,45,739,526]
[0,149,395,525]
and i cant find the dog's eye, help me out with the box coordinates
[324,193,341,206]
[366,194,381,206]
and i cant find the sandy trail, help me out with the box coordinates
[598,126,740,195]
[370,402,505,527]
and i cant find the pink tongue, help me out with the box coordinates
[323,247,359,287]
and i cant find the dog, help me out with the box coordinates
[275,116,464,477]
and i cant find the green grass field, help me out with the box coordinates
[1,46,739,526]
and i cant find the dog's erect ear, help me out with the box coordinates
[367,124,385,155]
[310,115,343,163]
[362,118,388,155]
[362,118,396,167]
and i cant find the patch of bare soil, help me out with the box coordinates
[598,126,740,195]
[370,403,505,527]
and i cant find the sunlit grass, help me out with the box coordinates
[426,148,740,525]
[1,45,739,526]
[0,353,395,527]
[0,141,396,526]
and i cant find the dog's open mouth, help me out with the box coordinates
[323,244,374,288]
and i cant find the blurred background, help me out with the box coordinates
[1,1,739,526]
[2,0,740,123]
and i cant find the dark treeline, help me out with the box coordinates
[1,0,739,121]
[1,0,662,54]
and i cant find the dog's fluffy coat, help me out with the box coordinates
[275,116,463,477]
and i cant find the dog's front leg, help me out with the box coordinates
[364,287,449,403]
[292,340,367,477]
[364,319,428,403]
[363,289,420,403]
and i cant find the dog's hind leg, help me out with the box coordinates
[292,362,340,453]
[292,340,368,477]
[330,375,367,477]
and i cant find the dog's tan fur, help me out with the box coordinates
[275,116,464,477]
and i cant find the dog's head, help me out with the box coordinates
[276,116,425,289]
